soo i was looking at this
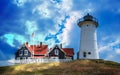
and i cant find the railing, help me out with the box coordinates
[15,58,72,64]
[77,17,98,24]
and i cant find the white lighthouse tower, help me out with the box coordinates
[77,14,99,59]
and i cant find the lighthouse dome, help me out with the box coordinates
[83,13,93,21]
[78,13,98,27]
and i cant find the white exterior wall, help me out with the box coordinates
[79,24,99,59]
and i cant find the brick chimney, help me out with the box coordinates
[25,42,28,45]
[40,42,42,47]
[60,44,62,49]
[25,42,30,47]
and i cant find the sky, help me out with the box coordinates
[0,0,120,66]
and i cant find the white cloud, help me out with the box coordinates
[32,1,53,18]
[2,34,15,47]
[25,20,38,35]
[115,49,120,54]
[99,39,120,52]
[84,2,94,13]
[1,33,27,47]
[8,58,15,64]
[60,0,73,13]
[14,34,27,44]
[12,0,89,48]
[13,0,28,7]
[58,11,82,46]
[44,39,56,48]
[0,59,15,67]
[28,33,47,45]
[101,36,109,41]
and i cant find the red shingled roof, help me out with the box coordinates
[25,44,48,55]
[62,48,74,56]
[25,43,74,56]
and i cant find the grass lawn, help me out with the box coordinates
[0,59,120,75]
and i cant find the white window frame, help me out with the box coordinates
[54,49,59,55]
[19,50,23,56]
[24,50,28,55]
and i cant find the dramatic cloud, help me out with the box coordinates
[99,39,120,52]
[25,20,38,35]
[1,33,27,47]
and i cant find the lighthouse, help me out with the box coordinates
[77,14,99,59]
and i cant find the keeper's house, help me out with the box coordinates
[15,42,74,60]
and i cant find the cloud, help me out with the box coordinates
[0,59,15,66]
[99,39,120,52]
[0,33,27,47]
[104,49,120,62]
[8,0,85,48]
[58,11,82,46]
[2,34,15,47]
[25,20,38,35]
[59,0,73,13]
[13,0,28,7]
[32,0,53,19]
[98,35,120,62]
[115,49,120,54]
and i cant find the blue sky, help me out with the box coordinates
[0,0,120,66]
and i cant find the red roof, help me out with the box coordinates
[62,48,74,56]
[25,44,48,55]
[25,43,74,56]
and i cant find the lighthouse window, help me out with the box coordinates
[88,52,91,55]
[83,52,86,57]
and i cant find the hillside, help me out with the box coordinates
[0,59,120,75]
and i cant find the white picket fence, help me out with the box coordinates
[15,58,72,64]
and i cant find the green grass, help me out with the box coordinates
[0,59,120,75]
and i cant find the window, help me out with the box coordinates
[83,52,86,58]
[19,50,23,56]
[88,52,91,55]
[24,50,28,55]
[54,49,59,55]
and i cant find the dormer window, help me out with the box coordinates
[24,50,28,55]
[19,50,23,56]
[54,49,59,55]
